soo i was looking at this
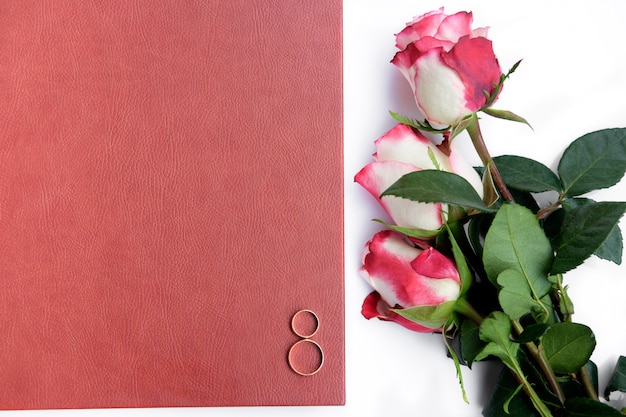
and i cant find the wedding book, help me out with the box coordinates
[0,0,344,409]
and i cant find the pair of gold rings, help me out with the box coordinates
[287,309,324,376]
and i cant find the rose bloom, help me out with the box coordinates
[392,8,502,127]
[354,123,483,232]
[360,230,461,332]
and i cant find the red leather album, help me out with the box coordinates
[0,0,344,409]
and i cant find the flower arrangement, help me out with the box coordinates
[355,8,626,416]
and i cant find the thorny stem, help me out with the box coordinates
[462,113,605,410]
[461,114,602,409]
[466,114,515,202]
[512,320,567,406]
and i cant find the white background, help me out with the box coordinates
[8,1,626,416]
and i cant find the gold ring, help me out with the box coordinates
[291,309,319,339]
[287,338,324,376]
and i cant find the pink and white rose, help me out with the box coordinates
[392,8,502,127]
[354,123,483,232]
[360,230,461,332]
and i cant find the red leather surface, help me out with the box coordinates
[0,0,343,409]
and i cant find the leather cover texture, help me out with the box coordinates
[0,0,343,409]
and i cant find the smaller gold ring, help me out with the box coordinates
[287,338,324,376]
[291,309,319,339]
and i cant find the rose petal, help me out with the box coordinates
[361,231,423,307]
[411,36,455,54]
[395,8,446,49]
[361,291,436,332]
[410,247,461,282]
[355,161,445,230]
[359,231,417,288]
[446,140,484,197]
[391,43,420,92]
[374,124,442,169]
[355,160,417,199]
[412,48,469,126]
[435,11,473,43]
[441,35,502,112]
[361,291,384,320]
[471,26,489,38]
[363,231,458,308]
[368,229,422,264]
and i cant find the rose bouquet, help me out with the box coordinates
[355,8,626,417]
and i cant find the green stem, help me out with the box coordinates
[551,276,598,402]
[514,367,555,417]
[454,298,484,325]
[447,220,486,283]
[466,114,515,202]
[536,194,565,220]
[579,364,599,401]
[512,320,566,406]
[553,276,599,402]
[454,302,555,415]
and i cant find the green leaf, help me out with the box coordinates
[446,223,473,296]
[483,204,553,299]
[393,300,455,329]
[513,323,550,344]
[564,397,624,416]
[475,316,559,417]
[605,356,626,400]
[493,155,561,193]
[483,366,540,417]
[560,198,624,265]
[518,348,564,407]
[558,283,575,319]
[558,128,626,197]
[475,311,519,370]
[551,201,626,274]
[449,115,473,140]
[482,108,532,128]
[502,384,526,414]
[543,322,596,374]
[481,334,558,417]
[508,188,542,214]
[388,111,449,133]
[551,362,600,408]
[442,329,469,403]
[497,269,549,321]
[482,59,523,110]
[467,213,492,260]
[594,222,623,264]
[482,162,502,208]
[372,219,441,240]
[460,319,484,368]
[544,208,565,247]
[381,170,495,212]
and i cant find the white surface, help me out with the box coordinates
[7,1,626,416]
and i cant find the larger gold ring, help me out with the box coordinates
[287,338,324,376]
[291,309,319,339]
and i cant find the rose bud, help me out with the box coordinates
[360,230,461,332]
[354,123,483,233]
[392,8,502,127]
